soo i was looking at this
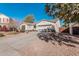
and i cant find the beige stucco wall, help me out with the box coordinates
[36,20,61,33]
[20,23,35,31]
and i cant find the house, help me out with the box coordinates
[20,22,36,32]
[36,18,61,33]
[0,13,18,31]
[60,23,79,35]
[9,18,19,31]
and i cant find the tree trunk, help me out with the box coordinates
[69,23,73,35]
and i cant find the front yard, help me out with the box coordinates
[0,31,20,37]
[0,32,79,55]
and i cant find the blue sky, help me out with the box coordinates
[0,3,53,22]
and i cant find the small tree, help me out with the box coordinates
[24,15,34,23]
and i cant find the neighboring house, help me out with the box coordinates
[20,22,36,32]
[36,18,61,33]
[9,18,19,31]
[0,13,17,31]
[0,13,10,30]
[60,23,79,35]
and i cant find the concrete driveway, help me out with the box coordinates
[0,32,79,56]
[0,32,39,56]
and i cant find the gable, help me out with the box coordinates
[37,20,55,26]
[0,14,9,19]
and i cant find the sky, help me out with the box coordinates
[0,3,53,23]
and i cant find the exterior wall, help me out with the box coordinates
[0,14,18,31]
[20,20,61,32]
[36,20,61,33]
[20,23,35,31]
[56,19,61,28]
[0,18,9,24]
[0,14,10,24]
[0,23,9,31]
[0,14,10,28]
[27,25,34,30]
[55,20,61,33]
[0,23,9,27]
[0,18,10,30]
[0,14,10,31]
[54,24,60,33]
[36,21,53,30]
[20,23,26,31]
[36,25,53,30]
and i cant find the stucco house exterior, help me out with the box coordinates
[36,18,61,33]
[60,23,79,35]
[0,13,18,31]
[0,13,9,28]
[20,22,36,32]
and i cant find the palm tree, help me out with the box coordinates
[45,3,79,35]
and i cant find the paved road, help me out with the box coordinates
[0,32,79,56]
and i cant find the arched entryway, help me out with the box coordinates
[2,25,8,31]
[21,25,26,32]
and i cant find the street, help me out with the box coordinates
[0,32,79,56]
